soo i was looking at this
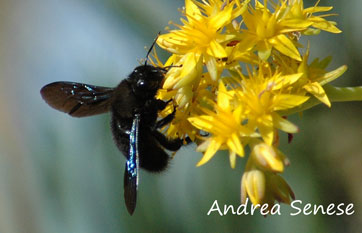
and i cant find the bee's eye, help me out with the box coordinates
[137,80,145,88]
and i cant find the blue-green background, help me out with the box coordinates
[0,0,361,232]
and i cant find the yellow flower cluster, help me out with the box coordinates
[152,0,360,208]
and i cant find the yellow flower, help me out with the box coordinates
[157,0,249,83]
[162,54,204,90]
[297,49,347,107]
[282,0,342,35]
[188,82,255,168]
[162,101,201,141]
[234,67,309,145]
[238,0,312,61]
[241,164,295,206]
[241,168,266,205]
[275,47,347,107]
[250,142,289,172]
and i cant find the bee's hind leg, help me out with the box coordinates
[151,130,191,151]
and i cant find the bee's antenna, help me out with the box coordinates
[163,65,182,69]
[160,64,182,72]
[145,32,161,66]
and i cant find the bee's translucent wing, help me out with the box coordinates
[40,81,114,117]
[124,114,140,215]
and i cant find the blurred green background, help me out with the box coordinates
[0,0,361,232]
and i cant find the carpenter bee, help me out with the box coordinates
[40,38,187,215]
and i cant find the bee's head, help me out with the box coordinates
[128,65,165,98]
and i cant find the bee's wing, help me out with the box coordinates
[124,114,140,215]
[40,81,114,117]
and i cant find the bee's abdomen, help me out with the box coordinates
[110,112,132,157]
[138,132,169,172]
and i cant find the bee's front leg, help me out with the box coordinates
[155,107,176,129]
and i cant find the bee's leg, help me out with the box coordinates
[152,130,190,151]
[151,99,172,111]
[155,108,176,129]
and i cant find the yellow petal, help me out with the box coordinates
[256,40,272,61]
[303,28,321,35]
[156,88,177,100]
[310,17,342,33]
[216,33,236,43]
[179,52,198,78]
[232,133,244,157]
[174,53,203,89]
[241,173,248,203]
[258,124,273,145]
[229,151,236,169]
[205,55,218,81]
[279,19,313,32]
[252,143,284,172]
[303,82,331,107]
[195,139,210,152]
[226,133,244,157]
[206,40,227,58]
[304,6,333,14]
[233,0,250,19]
[157,33,188,54]
[318,65,347,86]
[217,81,230,110]
[245,169,266,205]
[233,49,259,65]
[209,3,232,29]
[175,86,193,108]
[232,106,244,123]
[269,34,301,61]
[196,139,222,166]
[188,115,214,131]
[258,47,272,61]
[272,113,299,133]
[273,73,303,90]
[273,94,310,111]
[238,34,259,52]
[163,72,182,89]
[185,0,202,22]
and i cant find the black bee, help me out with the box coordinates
[40,38,187,215]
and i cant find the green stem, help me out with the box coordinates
[324,85,362,102]
[279,85,362,116]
